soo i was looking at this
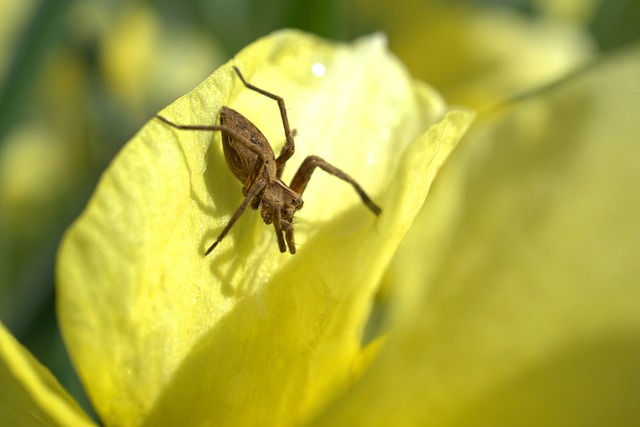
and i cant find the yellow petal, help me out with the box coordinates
[56,29,473,426]
[310,45,640,426]
[0,323,95,426]
[356,0,594,109]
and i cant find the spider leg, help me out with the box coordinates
[232,66,295,178]
[281,220,296,254]
[205,180,267,255]
[290,155,382,216]
[158,113,269,204]
[242,156,267,196]
[156,115,268,163]
[272,207,288,253]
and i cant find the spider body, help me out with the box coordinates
[157,66,380,255]
[219,106,276,184]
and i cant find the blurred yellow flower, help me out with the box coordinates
[0,323,94,426]
[0,121,73,238]
[356,0,595,110]
[2,14,639,427]
[98,3,225,119]
[0,0,39,83]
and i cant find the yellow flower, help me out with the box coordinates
[318,45,640,426]
[3,27,639,427]
[2,29,470,425]
[0,325,94,426]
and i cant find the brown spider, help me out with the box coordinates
[157,66,381,255]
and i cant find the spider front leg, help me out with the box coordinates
[281,220,296,254]
[232,66,295,178]
[290,155,382,216]
[273,209,297,254]
[272,207,288,253]
[156,115,269,165]
[205,180,267,255]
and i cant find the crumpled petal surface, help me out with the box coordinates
[0,322,95,426]
[309,45,640,426]
[56,29,473,426]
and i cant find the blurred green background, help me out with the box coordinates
[1,0,639,421]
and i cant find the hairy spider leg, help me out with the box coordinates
[232,66,295,178]
[290,155,382,216]
[272,207,287,253]
[281,220,296,254]
[205,180,267,255]
[156,115,268,166]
